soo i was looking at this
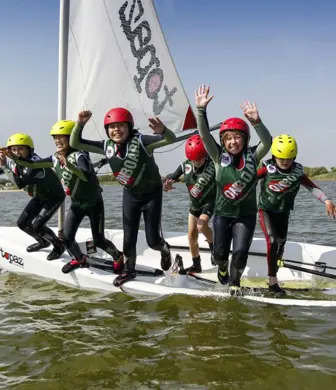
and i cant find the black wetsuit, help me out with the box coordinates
[13,150,121,266]
[70,123,176,286]
[3,155,65,259]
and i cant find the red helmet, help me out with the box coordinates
[104,107,134,128]
[219,117,250,139]
[185,135,207,161]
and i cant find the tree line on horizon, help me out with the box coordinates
[303,166,336,177]
[2,166,336,189]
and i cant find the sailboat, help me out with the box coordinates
[1,0,336,307]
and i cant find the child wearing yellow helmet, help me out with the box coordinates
[13,121,122,274]
[258,134,336,295]
[0,133,66,260]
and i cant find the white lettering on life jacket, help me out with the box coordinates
[114,138,140,185]
[58,153,76,195]
[189,163,215,198]
[267,165,302,193]
[223,154,255,200]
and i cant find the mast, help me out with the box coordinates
[57,0,70,232]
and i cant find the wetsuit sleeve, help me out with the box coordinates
[66,154,89,182]
[143,128,177,154]
[70,122,106,155]
[196,107,220,164]
[1,160,45,188]
[76,154,91,173]
[13,156,53,168]
[165,164,184,182]
[11,173,25,188]
[257,166,267,179]
[252,121,272,164]
[12,167,44,189]
[300,174,330,203]
[93,158,108,169]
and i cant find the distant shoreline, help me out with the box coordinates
[1,170,335,193]
[309,174,336,181]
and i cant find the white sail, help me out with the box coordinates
[64,0,196,145]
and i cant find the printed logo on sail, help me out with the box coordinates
[0,247,24,268]
[119,0,177,115]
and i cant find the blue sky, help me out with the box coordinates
[1,0,336,173]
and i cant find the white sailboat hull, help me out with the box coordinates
[0,226,335,307]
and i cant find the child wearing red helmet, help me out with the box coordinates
[70,109,176,286]
[163,134,216,273]
[194,85,273,295]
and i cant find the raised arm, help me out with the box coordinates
[253,122,272,163]
[240,100,272,164]
[196,108,219,162]
[142,117,176,154]
[55,152,89,182]
[195,85,219,162]
[14,156,53,169]
[70,111,106,156]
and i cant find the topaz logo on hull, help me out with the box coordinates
[0,247,24,268]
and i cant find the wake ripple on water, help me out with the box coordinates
[1,185,336,388]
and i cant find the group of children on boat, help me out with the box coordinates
[0,84,335,295]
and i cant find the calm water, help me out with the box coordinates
[0,182,336,389]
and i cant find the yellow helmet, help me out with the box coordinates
[6,133,34,149]
[271,134,298,159]
[50,120,76,136]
